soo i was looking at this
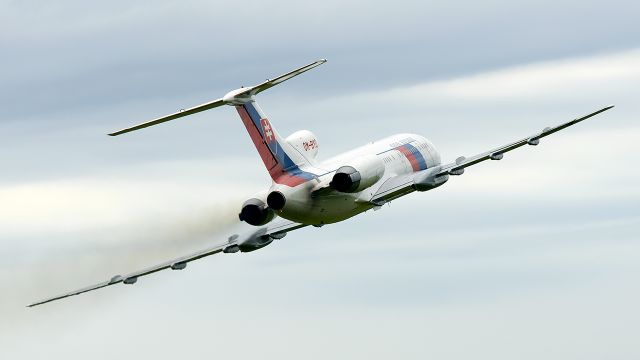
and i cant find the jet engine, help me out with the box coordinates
[285,130,319,160]
[266,183,315,224]
[238,198,275,226]
[412,167,448,192]
[330,155,385,193]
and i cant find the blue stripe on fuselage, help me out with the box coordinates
[403,143,428,170]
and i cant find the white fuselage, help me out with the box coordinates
[269,133,441,225]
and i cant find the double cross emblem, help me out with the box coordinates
[261,118,275,143]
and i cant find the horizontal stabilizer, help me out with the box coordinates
[242,59,326,96]
[108,59,327,136]
[109,98,225,136]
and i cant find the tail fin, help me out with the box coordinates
[107,59,325,187]
[236,101,316,186]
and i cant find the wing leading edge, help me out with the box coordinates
[436,105,614,177]
[370,105,614,204]
[27,218,306,307]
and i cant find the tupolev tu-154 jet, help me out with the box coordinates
[29,59,614,307]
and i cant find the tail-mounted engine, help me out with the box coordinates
[330,155,385,193]
[265,183,315,225]
[238,198,275,226]
[285,130,319,160]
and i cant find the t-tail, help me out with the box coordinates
[108,59,326,186]
[235,101,316,186]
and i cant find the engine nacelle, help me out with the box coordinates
[238,234,274,252]
[285,130,319,160]
[238,198,275,226]
[330,155,385,193]
[265,181,316,224]
[412,167,449,192]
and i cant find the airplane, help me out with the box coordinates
[28,59,614,307]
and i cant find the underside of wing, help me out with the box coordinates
[28,218,306,307]
[369,173,416,204]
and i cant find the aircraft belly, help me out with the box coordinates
[277,193,372,225]
[311,194,372,224]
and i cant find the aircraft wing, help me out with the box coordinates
[435,105,614,177]
[370,105,614,204]
[27,218,306,307]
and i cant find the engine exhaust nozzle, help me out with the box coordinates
[267,191,286,210]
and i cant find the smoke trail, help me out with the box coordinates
[1,198,246,329]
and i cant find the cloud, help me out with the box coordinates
[2,41,640,359]
[417,49,640,100]
[0,159,261,234]
[0,159,264,324]
[3,0,639,121]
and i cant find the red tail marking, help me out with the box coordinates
[236,106,279,177]
[261,118,276,143]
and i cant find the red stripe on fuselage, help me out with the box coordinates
[273,172,308,187]
[397,146,421,171]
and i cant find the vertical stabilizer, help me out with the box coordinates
[107,59,326,188]
[236,101,316,186]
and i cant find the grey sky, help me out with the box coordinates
[3,0,639,121]
[2,1,640,359]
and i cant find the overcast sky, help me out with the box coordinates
[2,1,639,359]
